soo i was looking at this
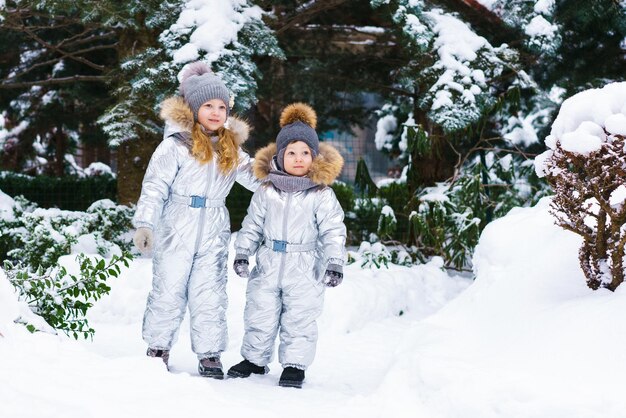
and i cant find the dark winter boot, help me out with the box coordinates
[278,366,305,388]
[198,357,224,380]
[146,348,170,369]
[227,359,269,378]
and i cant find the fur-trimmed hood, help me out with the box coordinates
[253,142,344,186]
[159,96,249,145]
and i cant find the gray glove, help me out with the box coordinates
[133,227,153,254]
[233,256,250,278]
[323,269,343,287]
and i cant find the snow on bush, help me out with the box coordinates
[535,82,626,290]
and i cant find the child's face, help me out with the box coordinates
[283,141,313,177]
[197,99,227,132]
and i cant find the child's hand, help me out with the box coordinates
[133,227,154,254]
[323,270,343,287]
[233,258,250,278]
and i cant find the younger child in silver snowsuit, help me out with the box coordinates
[228,103,347,388]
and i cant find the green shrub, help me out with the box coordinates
[378,181,411,240]
[0,171,117,211]
[346,197,386,244]
[356,241,392,269]
[331,181,355,213]
[0,197,134,268]
[4,252,132,339]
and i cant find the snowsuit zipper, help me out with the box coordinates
[193,162,213,254]
[277,192,292,287]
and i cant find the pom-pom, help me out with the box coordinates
[179,61,212,95]
[279,103,317,129]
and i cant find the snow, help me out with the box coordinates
[605,113,626,136]
[6,196,626,416]
[168,0,264,65]
[524,15,558,38]
[534,0,555,14]
[560,131,602,155]
[1,234,470,418]
[535,82,626,176]
[365,197,626,417]
[0,188,15,220]
[503,111,545,147]
[84,162,115,177]
[549,82,626,140]
[609,185,626,208]
[374,114,397,151]
[427,12,486,63]
[419,183,450,203]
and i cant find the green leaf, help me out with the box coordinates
[96,259,105,270]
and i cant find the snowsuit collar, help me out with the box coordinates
[267,157,319,192]
[159,96,250,146]
[253,142,344,187]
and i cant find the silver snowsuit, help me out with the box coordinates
[133,97,258,359]
[234,142,346,369]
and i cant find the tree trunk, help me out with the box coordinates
[408,105,457,194]
[55,127,67,176]
[116,136,160,206]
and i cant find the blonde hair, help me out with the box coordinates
[191,123,239,173]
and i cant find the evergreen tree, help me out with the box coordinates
[0,1,123,175]
[99,0,283,204]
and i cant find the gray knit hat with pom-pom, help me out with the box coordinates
[275,103,319,170]
[179,61,231,120]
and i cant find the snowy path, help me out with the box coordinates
[1,247,470,418]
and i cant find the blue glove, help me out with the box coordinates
[233,258,250,278]
[323,270,343,287]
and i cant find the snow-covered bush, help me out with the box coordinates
[0,197,134,269]
[536,82,626,291]
[357,241,392,269]
[0,193,134,337]
[410,184,480,270]
[4,252,131,339]
[378,205,397,239]
[346,197,386,244]
[410,151,546,270]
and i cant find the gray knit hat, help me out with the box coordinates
[179,61,231,120]
[275,103,319,170]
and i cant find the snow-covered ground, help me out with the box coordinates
[3,195,626,417]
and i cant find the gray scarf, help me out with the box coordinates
[171,131,218,150]
[268,156,318,192]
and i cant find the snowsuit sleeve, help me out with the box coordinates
[132,137,180,230]
[234,185,267,257]
[316,187,347,268]
[236,148,261,192]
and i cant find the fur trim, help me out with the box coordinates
[227,117,250,145]
[280,103,317,129]
[160,96,194,133]
[253,142,343,185]
[309,143,344,185]
[159,95,249,144]
[253,143,276,180]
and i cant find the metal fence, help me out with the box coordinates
[321,124,392,185]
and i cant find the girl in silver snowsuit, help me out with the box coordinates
[132,62,259,378]
[228,103,347,388]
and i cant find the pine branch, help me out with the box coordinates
[19,24,106,71]
[0,75,109,89]
[274,0,351,34]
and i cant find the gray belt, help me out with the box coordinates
[264,239,316,253]
[170,193,225,208]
